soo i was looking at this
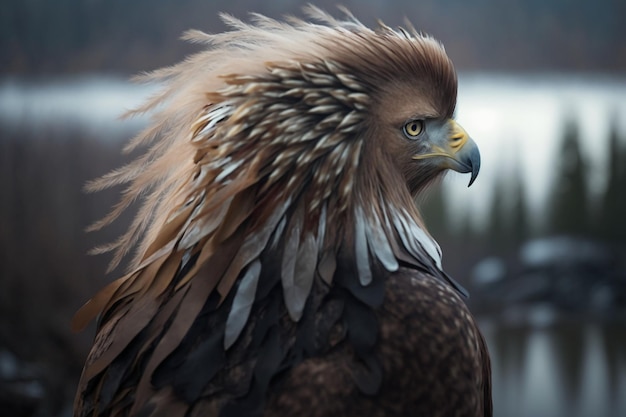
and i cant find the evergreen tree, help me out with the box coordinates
[487,172,508,251]
[599,116,626,242]
[510,161,529,244]
[456,208,475,245]
[548,118,589,236]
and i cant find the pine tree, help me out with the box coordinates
[600,116,626,242]
[548,118,589,236]
[487,173,508,251]
[510,161,529,244]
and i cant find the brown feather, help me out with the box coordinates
[75,7,490,417]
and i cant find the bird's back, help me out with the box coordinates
[265,268,491,417]
[75,265,491,417]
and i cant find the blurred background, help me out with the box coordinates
[1,1,625,416]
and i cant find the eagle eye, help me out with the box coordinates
[403,120,424,138]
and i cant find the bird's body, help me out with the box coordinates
[74,7,491,417]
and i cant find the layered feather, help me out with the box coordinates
[74,6,465,417]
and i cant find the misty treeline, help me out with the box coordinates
[0,125,134,416]
[3,0,625,75]
[424,116,626,245]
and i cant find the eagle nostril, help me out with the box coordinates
[449,132,467,150]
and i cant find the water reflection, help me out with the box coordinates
[483,320,626,417]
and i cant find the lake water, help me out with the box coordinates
[1,74,625,417]
[483,319,626,417]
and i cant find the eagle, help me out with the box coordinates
[73,6,491,417]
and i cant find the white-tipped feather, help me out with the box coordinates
[281,205,304,321]
[224,259,261,350]
[392,210,423,262]
[355,206,372,286]
[178,196,231,250]
[365,209,399,273]
[402,209,443,269]
[289,233,318,321]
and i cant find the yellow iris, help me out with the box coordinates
[403,120,424,138]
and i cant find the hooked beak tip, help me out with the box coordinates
[466,144,481,187]
[467,171,478,187]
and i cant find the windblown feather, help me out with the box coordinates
[74,6,490,417]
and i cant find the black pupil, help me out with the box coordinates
[411,123,419,132]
